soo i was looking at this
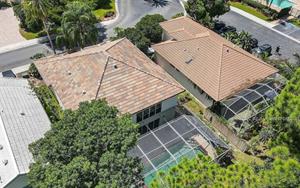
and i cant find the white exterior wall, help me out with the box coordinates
[155,53,213,108]
[132,96,178,126]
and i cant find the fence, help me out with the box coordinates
[204,110,249,152]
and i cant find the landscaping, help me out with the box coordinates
[230,1,271,21]
[93,0,115,21]
[19,28,40,40]
[289,18,300,27]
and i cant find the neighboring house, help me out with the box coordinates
[0,78,51,188]
[152,16,278,109]
[35,38,184,134]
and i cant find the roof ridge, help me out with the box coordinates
[216,44,225,100]
[222,43,278,70]
[95,56,110,99]
[160,16,187,25]
[36,51,106,64]
[152,35,210,47]
[108,56,183,90]
[103,38,126,51]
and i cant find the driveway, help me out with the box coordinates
[219,11,300,61]
[103,0,184,37]
[0,8,25,47]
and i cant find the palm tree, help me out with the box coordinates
[56,1,98,50]
[237,31,252,52]
[23,0,56,54]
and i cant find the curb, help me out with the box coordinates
[230,6,300,45]
[100,0,120,26]
[0,36,48,55]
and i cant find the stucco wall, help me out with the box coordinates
[132,96,178,126]
[155,53,213,108]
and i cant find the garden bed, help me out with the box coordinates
[93,0,116,21]
[230,2,274,21]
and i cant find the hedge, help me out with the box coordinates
[33,84,63,123]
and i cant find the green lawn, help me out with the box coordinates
[230,2,271,21]
[93,0,116,21]
[289,18,300,27]
[19,29,39,40]
[233,150,264,165]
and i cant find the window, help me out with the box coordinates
[154,119,160,129]
[135,102,162,123]
[139,126,148,135]
[148,121,154,130]
[150,105,156,117]
[143,108,149,119]
[137,112,143,123]
[148,118,160,131]
[156,103,162,114]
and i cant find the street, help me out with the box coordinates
[1,1,300,72]
[0,44,51,72]
[219,11,300,61]
[103,0,184,37]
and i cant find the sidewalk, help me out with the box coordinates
[230,6,300,44]
[0,8,25,48]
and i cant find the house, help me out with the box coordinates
[0,78,51,188]
[152,16,278,109]
[34,38,184,134]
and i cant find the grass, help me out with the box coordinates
[93,0,116,21]
[289,18,300,27]
[233,149,264,165]
[229,2,271,21]
[178,91,205,119]
[19,29,39,40]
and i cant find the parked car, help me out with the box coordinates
[219,26,237,36]
[252,44,272,56]
[213,21,225,32]
[250,38,258,49]
[1,70,16,78]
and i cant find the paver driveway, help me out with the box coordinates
[0,8,25,48]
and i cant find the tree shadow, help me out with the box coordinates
[145,0,169,7]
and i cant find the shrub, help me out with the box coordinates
[0,1,10,8]
[28,63,42,79]
[241,0,279,19]
[104,10,114,18]
[172,12,184,19]
[33,84,63,123]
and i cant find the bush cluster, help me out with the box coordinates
[241,0,279,19]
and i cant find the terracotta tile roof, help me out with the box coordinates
[35,38,184,114]
[153,16,278,101]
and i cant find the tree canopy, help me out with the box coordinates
[185,0,229,28]
[150,147,300,188]
[56,1,98,50]
[28,100,142,188]
[111,27,151,53]
[263,69,300,159]
[135,14,166,43]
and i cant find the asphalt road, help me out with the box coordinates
[0,0,184,72]
[219,11,300,61]
[103,0,184,37]
[0,44,52,72]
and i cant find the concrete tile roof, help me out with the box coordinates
[35,38,184,114]
[153,16,278,101]
[0,78,51,187]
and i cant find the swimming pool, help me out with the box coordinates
[271,0,293,9]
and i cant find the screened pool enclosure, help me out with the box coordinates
[128,115,228,186]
